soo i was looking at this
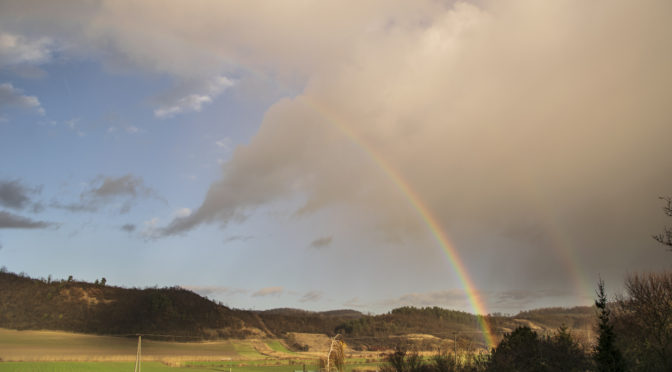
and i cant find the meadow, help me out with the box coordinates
[0,328,381,372]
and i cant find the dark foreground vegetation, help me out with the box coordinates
[377,272,672,371]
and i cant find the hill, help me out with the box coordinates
[0,270,595,349]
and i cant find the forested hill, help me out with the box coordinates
[0,271,594,349]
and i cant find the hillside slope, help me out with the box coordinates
[0,271,595,349]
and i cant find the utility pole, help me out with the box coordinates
[134,335,142,372]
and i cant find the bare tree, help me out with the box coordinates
[615,272,672,371]
[653,196,672,248]
[322,334,346,372]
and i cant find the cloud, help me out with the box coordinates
[3,0,672,302]
[0,82,44,114]
[300,290,323,303]
[252,286,284,297]
[309,236,333,249]
[224,234,254,243]
[53,174,156,214]
[173,208,192,218]
[149,0,672,296]
[154,76,234,118]
[0,210,54,229]
[215,137,233,151]
[0,32,53,67]
[379,290,472,309]
[493,289,575,306]
[0,179,41,210]
[120,223,135,232]
[343,297,364,308]
[182,285,247,297]
[140,217,160,239]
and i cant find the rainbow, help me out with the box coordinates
[303,97,495,349]
[515,178,594,302]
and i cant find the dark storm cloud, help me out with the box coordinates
[0,210,54,229]
[52,174,157,214]
[309,236,332,249]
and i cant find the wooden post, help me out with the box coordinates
[134,335,142,372]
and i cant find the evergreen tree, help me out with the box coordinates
[593,278,626,372]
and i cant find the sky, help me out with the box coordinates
[0,0,671,315]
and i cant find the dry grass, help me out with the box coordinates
[0,328,238,362]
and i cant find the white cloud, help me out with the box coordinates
[140,217,160,239]
[154,75,234,118]
[215,137,232,151]
[0,32,53,67]
[173,207,192,218]
[0,82,44,114]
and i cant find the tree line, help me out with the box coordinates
[374,196,672,371]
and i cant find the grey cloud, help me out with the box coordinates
[252,286,283,297]
[0,82,44,114]
[53,174,156,214]
[343,297,364,308]
[309,236,333,249]
[224,234,254,243]
[0,210,54,229]
[379,290,471,309]
[120,223,136,232]
[0,179,41,210]
[182,285,247,297]
[156,0,672,300]
[300,290,323,303]
[494,289,575,305]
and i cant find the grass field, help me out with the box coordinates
[0,328,382,371]
[0,328,240,362]
[265,340,295,354]
[0,361,382,372]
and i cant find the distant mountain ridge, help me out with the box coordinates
[0,270,594,350]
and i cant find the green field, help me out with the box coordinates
[0,328,382,371]
[0,361,216,372]
[0,361,382,372]
[265,340,295,354]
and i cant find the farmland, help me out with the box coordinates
[0,328,381,372]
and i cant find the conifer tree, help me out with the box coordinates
[593,278,626,372]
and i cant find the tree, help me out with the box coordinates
[614,272,672,371]
[322,335,346,372]
[488,326,544,372]
[593,278,626,372]
[653,196,672,248]
[487,326,588,372]
[545,325,590,371]
[100,277,107,286]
